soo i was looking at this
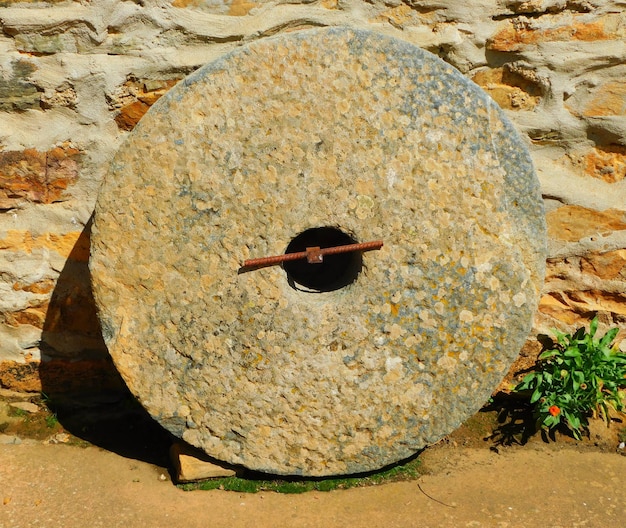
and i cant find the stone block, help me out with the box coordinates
[0,360,41,392]
[171,0,224,10]
[170,442,237,482]
[4,303,48,329]
[171,0,273,16]
[113,79,180,131]
[0,435,21,445]
[12,279,56,296]
[580,250,626,280]
[582,145,626,183]
[581,82,626,117]
[0,60,40,112]
[40,83,78,110]
[5,9,104,55]
[0,358,123,394]
[114,101,152,131]
[472,66,541,111]
[0,230,83,259]
[373,5,423,29]
[539,289,626,323]
[0,145,79,208]
[546,205,626,242]
[487,13,624,52]
[228,0,258,16]
[9,401,39,413]
[539,252,626,330]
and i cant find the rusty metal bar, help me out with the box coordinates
[241,240,384,271]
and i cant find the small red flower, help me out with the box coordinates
[549,405,561,417]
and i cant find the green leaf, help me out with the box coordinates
[559,392,573,405]
[564,347,582,358]
[571,370,584,391]
[599,328,619,348]
[563,410,581,431]
[514,372,537,391]
[552,330,569,347]
[530,386,543,404]
[539,349,560,360]
[543,414,560,428]
[589,317,598,338]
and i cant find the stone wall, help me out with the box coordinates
[1,0,625,393]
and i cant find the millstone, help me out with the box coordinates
[90,27,546,476]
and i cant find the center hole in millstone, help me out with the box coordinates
[283,227,362,293]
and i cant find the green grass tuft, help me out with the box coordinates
[179,457,422,493]
[45,414,59,429]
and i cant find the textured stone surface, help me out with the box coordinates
[112,79,181,131]
[0,60,40,112]
[0,145,79,208]
[91,27,546,476]
[487,13,625,52]
[582,146,626,183]
[170,442,237,482]
[471,66,542,111]
[546,205,626,242]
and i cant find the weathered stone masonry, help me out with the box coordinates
[1,0,625,393]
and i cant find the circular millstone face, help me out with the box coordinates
[91,27,546,476]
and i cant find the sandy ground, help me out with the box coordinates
[2,440,625,528]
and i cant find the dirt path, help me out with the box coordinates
[2,441,625,528]
[1,391,625,527]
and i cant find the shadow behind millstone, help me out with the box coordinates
[40,217,175,467]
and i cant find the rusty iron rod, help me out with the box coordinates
[242,240,383,270]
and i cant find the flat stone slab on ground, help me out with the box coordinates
[170,442,237,482]
[9,402,40,414]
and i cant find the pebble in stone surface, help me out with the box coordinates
[91,27,546,476]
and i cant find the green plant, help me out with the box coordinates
[8,407,28,418]
[45,413,58,429]
[514,317,626,440]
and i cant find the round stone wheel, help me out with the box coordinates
[90,27,546,476]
